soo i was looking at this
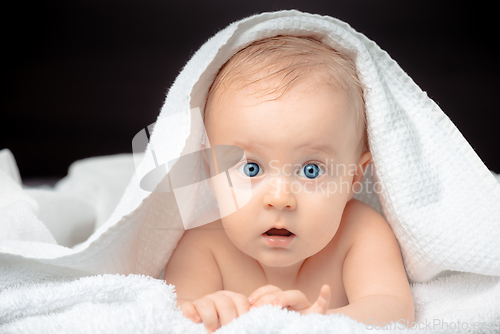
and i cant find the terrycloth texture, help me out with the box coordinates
[1,263,499,333]
[1,9,500,333]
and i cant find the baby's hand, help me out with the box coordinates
[179,291,250,333]
[248,284,331,315]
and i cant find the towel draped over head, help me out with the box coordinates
[1,9,499,283]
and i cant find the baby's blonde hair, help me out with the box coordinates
[204,35,368,155]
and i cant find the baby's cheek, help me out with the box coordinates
[299,184,346,214]
[311,217,340,240]
[220,210,255,245]
[299,194,343,238]
[301,176,352,199]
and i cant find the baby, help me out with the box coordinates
[164,35,414,332]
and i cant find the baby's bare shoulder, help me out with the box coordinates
[179,219,228,249]
[339,199,394,246]
[164,220,228,295]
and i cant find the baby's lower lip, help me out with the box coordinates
[261,233,295,247]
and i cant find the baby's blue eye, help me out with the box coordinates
[298,163,324,179]
[239,162,261,177]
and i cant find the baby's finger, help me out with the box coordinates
[180,301,201,323]
[303,284,331,315]
[250,292,282,309]
[248,284,281,304]
[213,295,238,327]
[193,298,219,333]
[274,290,311,310]
[221,291,251,316]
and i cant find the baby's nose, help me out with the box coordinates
[263,178,297,211]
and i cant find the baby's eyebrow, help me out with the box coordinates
[229,141,336,158]
[296,143,336,157]
[230,142,267,153]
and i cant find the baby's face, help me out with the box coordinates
[205,78,363,267]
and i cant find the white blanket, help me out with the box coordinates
[1,259,499,333]
[1,9,500,333]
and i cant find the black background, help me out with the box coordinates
[3,0,499,180]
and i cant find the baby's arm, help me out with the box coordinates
[164,229,222,301]
[330,201,414,324]
[164,227,250,332]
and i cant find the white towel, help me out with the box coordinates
[1,9,500,333]
[1,262,499,333]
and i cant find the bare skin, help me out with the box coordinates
[164,78,414,332]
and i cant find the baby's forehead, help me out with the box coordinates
[212,66,344,106]
[206,82,363,158]
[209,77,356,131]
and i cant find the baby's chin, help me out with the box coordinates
[251,250,311,268]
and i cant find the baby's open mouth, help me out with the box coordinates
[264,228,294,237]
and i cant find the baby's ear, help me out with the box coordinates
[357,150,372,175]
[349,150,372,200]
